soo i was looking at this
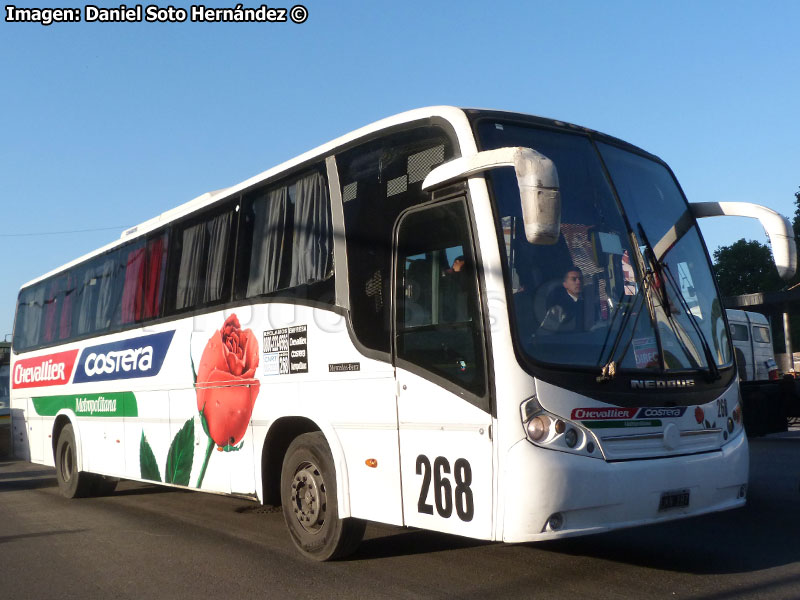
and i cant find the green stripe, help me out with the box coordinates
[32,392,138,417]
[583,419,662,429]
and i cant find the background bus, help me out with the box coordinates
[9,107,796,560]
[0,341,10,456]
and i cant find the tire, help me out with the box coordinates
[280,432,365,561]
[54,424,95,498]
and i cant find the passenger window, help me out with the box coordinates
[166,204,237,314]
[752,325,771,344]
[395,199,487,402]
[234,166,333,301]
[730,323,749,342]
[338,126,456,355]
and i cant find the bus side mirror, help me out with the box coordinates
[422,146,561,245]
[690,201,797,279]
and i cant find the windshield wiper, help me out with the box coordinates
[660,263,721,381]
[596,283,647,382]
[637,224,721,380]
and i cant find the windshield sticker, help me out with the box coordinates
[13,349,79,389]
[262,325,308,376]
[32,391,138,417]
[677,261,702,318]
[633,337,659,369]
[622,250,637,295]
[74,331,175,383]
[597,232,623,255]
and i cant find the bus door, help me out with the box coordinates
[393,198,494,539]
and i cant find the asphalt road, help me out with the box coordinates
[2,434,800,600]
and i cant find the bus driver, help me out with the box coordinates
[541,267,587,332]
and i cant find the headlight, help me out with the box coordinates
[520,397,604,459]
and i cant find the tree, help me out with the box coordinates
[712,186,800,297]
[713,239,786,297]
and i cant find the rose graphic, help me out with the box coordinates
[194,314,260,487]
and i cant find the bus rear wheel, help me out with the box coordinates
[55,424,114,498]
[280,432,365,561]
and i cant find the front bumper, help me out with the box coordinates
[502,430,748,542]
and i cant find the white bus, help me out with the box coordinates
[10,107,796,560]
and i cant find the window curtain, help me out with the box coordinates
[143,235,166,319]
[176,222,207,310]
[120,245,145,324]
[42,277,65,343]
[247,187,289,296]
[58,273,75,340]
[94,255,118,332]
[290,171,332,287]
[176,212,232,310]
[203,212,232,304]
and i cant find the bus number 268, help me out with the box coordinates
[416,454,474,522]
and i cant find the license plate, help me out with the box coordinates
[659,489,690,511]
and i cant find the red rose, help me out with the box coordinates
[196,314,260,447]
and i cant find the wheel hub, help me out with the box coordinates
[60,440,74,483]
[291,462,327,533]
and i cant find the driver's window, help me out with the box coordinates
[395,199,487,404]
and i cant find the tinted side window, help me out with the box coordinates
[166,204,237,314]
[14,285,45,351]
[752,325,771,344]
[729,323,749,342]
[338,127,455,354]
[235,165,334,302]
[395,199,487,403]
[119,233,168,324]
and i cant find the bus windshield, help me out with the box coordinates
[479,121,731,373]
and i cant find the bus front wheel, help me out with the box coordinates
[280,432,365,561]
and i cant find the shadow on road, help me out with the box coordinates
[0,468,56,480]
[0,477,58,492]
[351,528,491,560]
[0,529,88,545]
[111,484,179,497]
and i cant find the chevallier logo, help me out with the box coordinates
[13,350,79,389]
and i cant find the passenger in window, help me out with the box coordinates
[444,255,466,276]
[540,267,587,332]
[442,255,470,322]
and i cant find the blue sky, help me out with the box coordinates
[2,0,798,338]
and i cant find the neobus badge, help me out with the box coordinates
[73,331,175,383]
[13,349,79,389]
[630,379,696,390]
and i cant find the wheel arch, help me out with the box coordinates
[260,416,351,517]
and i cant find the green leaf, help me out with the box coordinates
[140,431,162,482]
[165,418,195,486]
[199,406,210,438]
